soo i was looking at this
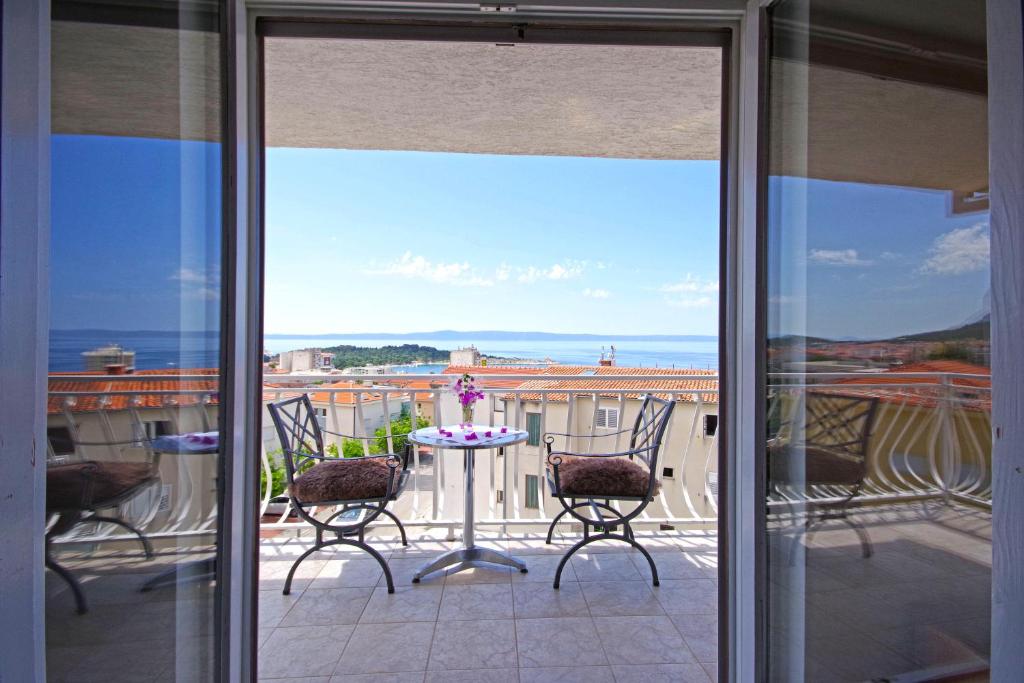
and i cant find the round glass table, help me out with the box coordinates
[408,424,529,582]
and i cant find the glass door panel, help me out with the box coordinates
[48,2,225,680]
[762,1,991,680]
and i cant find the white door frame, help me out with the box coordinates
[230,1,765,680]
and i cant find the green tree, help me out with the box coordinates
[373,414,429,454]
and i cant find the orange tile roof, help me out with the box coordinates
[48,368,219,415]
[497,366,719,404]
[828,361,990,411]
[306,381,386,405]
[443,365,547,389]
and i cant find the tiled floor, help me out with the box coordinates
[43,501,993,682]
[256,530,719,683]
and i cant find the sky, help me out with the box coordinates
[50,134,990,341]
[264,149,720,336]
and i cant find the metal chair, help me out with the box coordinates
[768,391,880,559]
[46,459,159,614]
[268,394,410,594]
[545,394,675,588]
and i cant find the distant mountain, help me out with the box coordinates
[887,315,990,343]
[264,330,718,342]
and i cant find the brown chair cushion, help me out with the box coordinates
[768,445,864,486]
[290,458,397,503]
[555,457,657,498]
[47,461,156,510]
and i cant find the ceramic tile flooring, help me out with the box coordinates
[43,502,992,682]
[256,530,720,683]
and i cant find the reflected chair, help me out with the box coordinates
[46,459,159,614]
[268,394,410,594]
[768,392,879,559]
[545,394,675,588]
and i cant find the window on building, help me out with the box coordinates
[703,414,718,437]
[526,412,542,446]
[132,420,173,444]
[47,426,75,455]
[663,467,675,479]
[595,407,620,429]
[525,474,539,509]
[496,489,504,504]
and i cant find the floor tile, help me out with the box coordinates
[631,551,710,580]
[519,666,614,682]
[259,625,353,679]
[424,668,518,682]
[260,558,329,593]
[670,613,718,663]
[335,622,434,675]
[512,581,589,619]
[313,558,386,588]
[610,663,712,682]
[429,619,517,670]
[380,558,445,587]
[280,587,373,627]
[360,586,442,623]
[570,553,641,582]
[593,616,695,666]
[439,583,514,621]
[580,581,664,617]
[515,617,606,668]
[652,579,718,615]
[259,589,304,629]
[331,674,424,683]
[444,564,513,584]
[511,554,576,584]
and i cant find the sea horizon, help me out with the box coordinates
[49,329,719,372]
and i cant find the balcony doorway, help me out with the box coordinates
[256,21,726,681]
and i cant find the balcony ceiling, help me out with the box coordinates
[53,19,986,190]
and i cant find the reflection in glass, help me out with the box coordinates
[47,3,223,681]
[764,1,991,680]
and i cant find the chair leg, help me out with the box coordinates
[839,515,873,558]
[46,553,87,615]
[283,543,322,596]
[283,535,397,595]
[623,534,660,586]
[545,506,572,544]
[89,514,154,559]
[379,508,408,546]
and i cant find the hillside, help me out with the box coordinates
[323,344,450,368]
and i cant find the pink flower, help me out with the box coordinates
[465,432,478,441]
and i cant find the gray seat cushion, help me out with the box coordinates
[290,457,399,503]
[553,457,657,498]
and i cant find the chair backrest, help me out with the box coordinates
[267,394,325,485]
[628,395,676,471]
[801,392,879,462]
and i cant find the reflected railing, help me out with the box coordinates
[45,370,991,548]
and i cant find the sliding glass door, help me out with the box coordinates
[762,1,992,680]
[48,1,228,679]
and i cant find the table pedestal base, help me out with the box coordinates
[412,546,527,582]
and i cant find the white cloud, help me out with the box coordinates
[495,263,511,281]
[668,296,715,309]
[921,223,990,275]
[659,274,719,295]
[367,252,494,287]
[658,275,718,308]
[880,251,900,260]
[582,288,610,299]
[808,249,873,266]
[171,267,219,300]
[516,261,585,284]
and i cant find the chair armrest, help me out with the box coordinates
[546,446,652,467]
[543,428,632,441]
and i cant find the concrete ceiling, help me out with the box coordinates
[52,17,987,191]
[263,38,723,160]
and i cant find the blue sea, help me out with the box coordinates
[50,331,718,372]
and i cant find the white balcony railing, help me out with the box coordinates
[45,371,991,547]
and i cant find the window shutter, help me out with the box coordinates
[526,412,541,446]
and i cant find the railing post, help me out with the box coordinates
[938,374,956,504]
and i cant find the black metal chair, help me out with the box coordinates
[768,391,880,559]
[268,394,410,594]
[545,394,675,589]
[46,459,159,614]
